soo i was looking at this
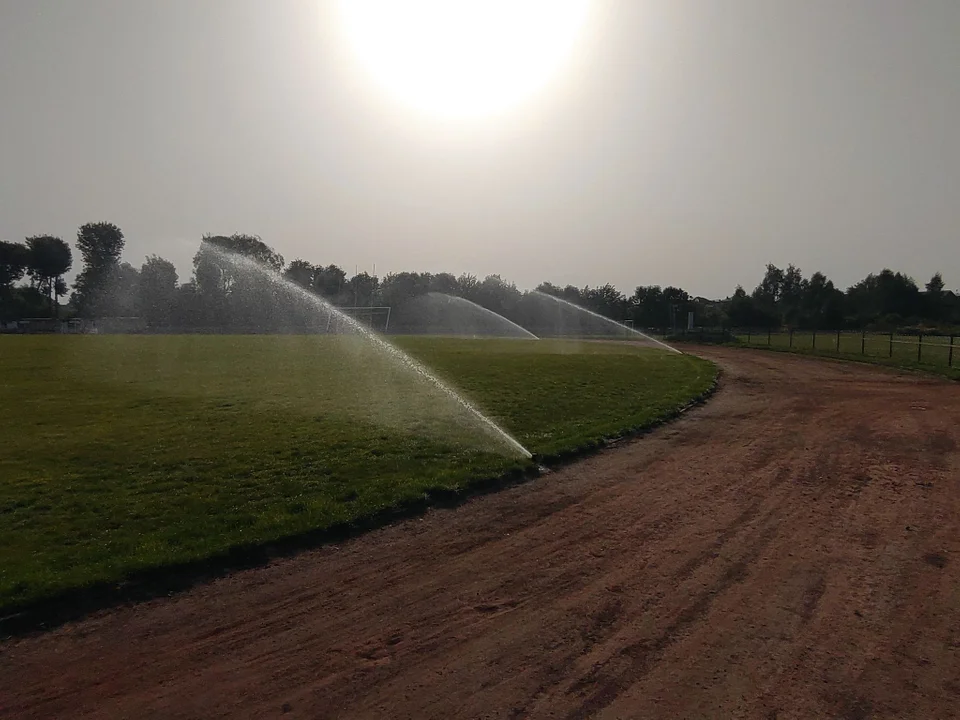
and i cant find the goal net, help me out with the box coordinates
[325,306,392,334]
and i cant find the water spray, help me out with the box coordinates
[202,243,532,459]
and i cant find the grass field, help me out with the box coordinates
[0,335,714,612]
[732,330,960,380]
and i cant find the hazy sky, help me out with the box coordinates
[2,0,958,299]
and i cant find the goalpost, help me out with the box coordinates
[328,306,392,334]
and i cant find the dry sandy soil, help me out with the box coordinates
[3,347,960,720]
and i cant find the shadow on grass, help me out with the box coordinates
[1,369,718,639]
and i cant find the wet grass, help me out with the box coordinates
[0,335,714,612]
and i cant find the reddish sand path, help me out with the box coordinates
[3,347,960,719]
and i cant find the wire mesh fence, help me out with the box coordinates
[722,329,956,368]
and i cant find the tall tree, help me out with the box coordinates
[74,222,125,317]
[779,264,806,326]
[312,264,347,300]
[25,235,72,317]
[193,233,284,306]
[662,286,691,329]
[752,263,785,319]
[0,240,31,322]
[800,271,843,329]
[283,259,314,289]
[0,240,30,289]
[346,272,379,307]
[584,284,627,320]
[846,269,920,327]
[197,233,284,272]
[112,262,141,317]
[428,272,459,296]
[924,272,945,321]
[139,256,179,327]
[457,273,481,302]
[630,285,665,327]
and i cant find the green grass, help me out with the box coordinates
[732,331,960,380]
[0,335,714,612]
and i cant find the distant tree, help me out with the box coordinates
[172,281,202,327]
[428,272,459,296]
[630,285,665,327]
[800,271,843,329]
[111,262,141,317]
[926,272,944,295]
[25,235,72,317]
[139,256,179,327]
[752,263,785,316]
[534,281,563,297]
[2,286,49,322]
[284,259,314,289]
[662,286,691,329]
[73,222,125,316]
[475,274,522,319]
[779,264,806,326]
[379,271,430,307]
[346,272,379,307]
[312,264,347,300]
[924,272,945,321]
[456,274,481,302]
[691,297,727,328]
[846,269,920,328]
[727,285,778,328]
[583,284,627,320]
[0,241,31,322]
[192,234,285,329]
[560,285,584,305]
[198,233,284,271]
[0,241,30,291]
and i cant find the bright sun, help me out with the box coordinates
[335,0,591,119]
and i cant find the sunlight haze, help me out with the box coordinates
[336,0,591,119]
[1,0,958,298]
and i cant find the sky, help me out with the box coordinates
[1,0,958,299]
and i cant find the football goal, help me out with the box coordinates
[325,306,392,333]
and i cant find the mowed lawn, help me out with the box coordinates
[0,335,714,611]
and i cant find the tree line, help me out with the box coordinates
[1,224,957,332]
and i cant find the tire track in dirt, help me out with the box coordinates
[3,347,960,720]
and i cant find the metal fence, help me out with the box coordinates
[723,329,956,368]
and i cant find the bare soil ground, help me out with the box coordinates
[3,347,960,720]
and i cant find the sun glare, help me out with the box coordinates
[335,0,591,119]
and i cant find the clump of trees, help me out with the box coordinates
[0,236,72,321]
[1,222,957,333]
[723,264,959,331]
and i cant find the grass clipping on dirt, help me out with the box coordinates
[0,335,714,611]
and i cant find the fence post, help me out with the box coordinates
[836,330,841,352]
[789,329,794,348]
[747,329,751,344]
[767,328,772,346]
[861,331,866,355]
[918,333,923,363]
[812,328,817,350]
[889,333,894,358]
[950,336,955,367]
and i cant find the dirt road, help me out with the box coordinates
[3,348,960,719]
